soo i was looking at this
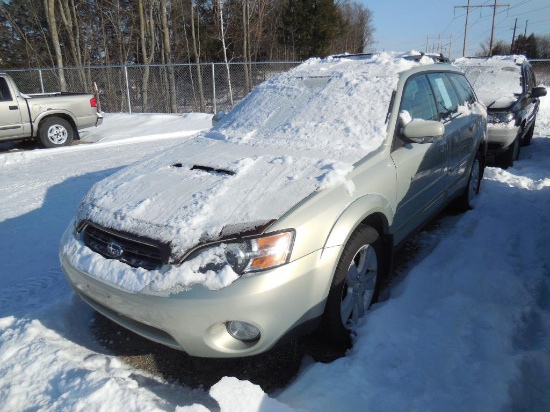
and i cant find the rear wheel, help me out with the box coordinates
[456,151,482,211]
[320,225,382,347]
[38,117,74,148]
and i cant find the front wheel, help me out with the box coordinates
[522,122,535,146]
[320,225,382,347]
[497,132,521,169]
[38,117,74,148]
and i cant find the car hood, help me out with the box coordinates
[476,91,518,110]
[76,135,356,260]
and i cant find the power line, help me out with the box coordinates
[455,1,510,56]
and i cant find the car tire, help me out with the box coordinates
[320,224,382,347]
[498,132,521,169]
[522,122,535,146]
[456,151,483,211]
[38,117,74,148]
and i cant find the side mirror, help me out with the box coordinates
[402,120,445,143]
[530,86,547,98]
[212,111,227,126]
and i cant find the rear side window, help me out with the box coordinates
[0,78,13,102]
[427,73,460,120]
[524,65,536,90]
[399,74,438,121]
[447,73,476,105]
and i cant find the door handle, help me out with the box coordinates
[9,105,18,110]
[469,123,475,132]
[438,142,447,153]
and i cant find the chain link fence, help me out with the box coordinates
[531,60,550,86]
[4,59,550,114]
[3,62,300,114]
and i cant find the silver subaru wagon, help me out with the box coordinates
[60,52,487,358]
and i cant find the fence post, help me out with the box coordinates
[212,63,217,114]
[38,69,45,93]
[124,65,132,114]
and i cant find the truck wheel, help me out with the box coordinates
[320,225,382,348]
[38,117,74,148]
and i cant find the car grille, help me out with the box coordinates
[82,223,165,270]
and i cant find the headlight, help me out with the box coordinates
[487,112,514,124]
[189,230,295,276]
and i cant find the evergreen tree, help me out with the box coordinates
[279,0,343,60]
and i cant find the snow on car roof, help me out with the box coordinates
[209,51,440,163]
[454,54,527,68]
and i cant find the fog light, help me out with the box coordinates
[226,321,261,342]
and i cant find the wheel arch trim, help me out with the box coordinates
[322,194,393,252]
[34,111,78,137]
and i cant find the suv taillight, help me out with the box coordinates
[90,97,97,108]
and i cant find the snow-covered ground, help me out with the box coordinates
[1,91,550,411]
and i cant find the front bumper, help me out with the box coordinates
[486,124,520,155]
[61,244,340,358]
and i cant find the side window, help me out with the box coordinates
[447,73,476,105]
[427,73,460,120]
[399,74,438,122]
[526,65,536,89]
[0,78,13,102]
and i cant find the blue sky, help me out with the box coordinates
[360,0,550,57]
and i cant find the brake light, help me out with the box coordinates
[90,97,97,108]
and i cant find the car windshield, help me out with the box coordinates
[461,65,522,97]
[209,58,401,163]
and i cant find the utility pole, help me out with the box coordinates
[455,1,509,56]
[510,18,517,54]
[522,20,529,54]
[425,35,453,57]
[461,0,471,57]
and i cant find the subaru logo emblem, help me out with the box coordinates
[106,241,124,258]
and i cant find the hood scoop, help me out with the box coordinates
[171,162,235,176]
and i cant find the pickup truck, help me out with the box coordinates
[0,73,103,148]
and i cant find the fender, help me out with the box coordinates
[322,193,394,252]
[32,109,77,137]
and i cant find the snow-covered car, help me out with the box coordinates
[454,55,547,168]
[60,52,487,358]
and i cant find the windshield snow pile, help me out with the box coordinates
[455,55,524,108]
[71,52,437,293]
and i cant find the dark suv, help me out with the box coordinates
[455,55,546,168]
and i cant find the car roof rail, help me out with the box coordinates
[403,52,450,63]
[330,53,374,60]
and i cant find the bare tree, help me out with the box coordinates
[218,0,234,106]
[160,0,178,112]
[138,0,157,112]
[44,0,67,91]
[190,1,206,111]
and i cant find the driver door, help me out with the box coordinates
[391,73,450,244]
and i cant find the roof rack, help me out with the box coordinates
[403,52,449,63]
[330,53,374,60]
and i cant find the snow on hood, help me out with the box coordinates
[76,137,350,260]
[71,52,439,293]
[454,55,524,109]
